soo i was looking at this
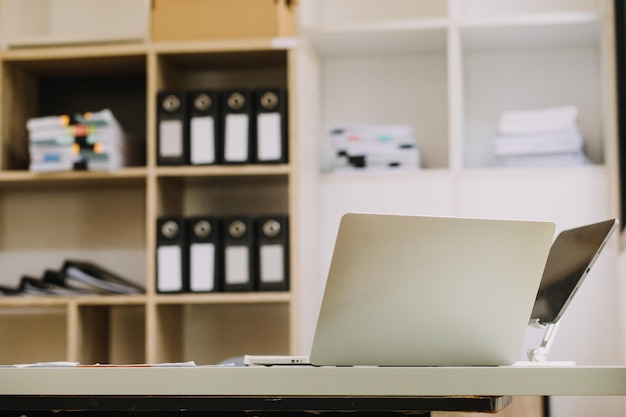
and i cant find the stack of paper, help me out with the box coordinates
[27,109,139,172]
[493,105,590,167]
[329,125,421,172]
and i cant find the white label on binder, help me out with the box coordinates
[225,246,249,284]
[159,120,183,157]
[157,245,182,292]
[224,114,249,161]
[257,113,282,161]
[190,242,215,292]
[190,116,215,164]
[260,244,284,283]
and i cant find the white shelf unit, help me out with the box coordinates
[302,0,617,261]
[300,2,622,416]
[302,0,611,172]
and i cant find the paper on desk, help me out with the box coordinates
[14,362,80,368]
[10,361,199,368]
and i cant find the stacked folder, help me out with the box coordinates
[329,125,421,171]
[157,87,288,166]
[156,215,289,293]
[27,109,141,172]
[493,105,590,167]
[0,260,144,297]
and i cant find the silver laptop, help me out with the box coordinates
[246,213,555,367]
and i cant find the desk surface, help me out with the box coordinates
[0,365,624,396]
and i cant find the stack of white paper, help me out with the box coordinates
[329,125,421,172]
[27,109,138,173]
[493,105,590,167]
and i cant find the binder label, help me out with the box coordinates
[190,242,216,291]
[257,113,282,161]
[225,246,250,284]
[157,245,183,292]
[159,120,183,157]
[224,114,249,161]
[260,244,285,283]
[190,116,216,164]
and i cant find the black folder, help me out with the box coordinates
[188,89,221,165]
[41,263,140,295]
[222,216,256,291]
[188,216,223,293]
[254,87,288,163]
[61,260,144,294]
[156,217,189,293]
[256,215,290,291]
[19,276,57,296]
[0,285,21,296]
[157,90,188,165]
[222,89,253,164]
[21,274,94,296]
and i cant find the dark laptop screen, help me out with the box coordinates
[531,219,616,324]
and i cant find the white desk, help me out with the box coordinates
[0,366,624,416]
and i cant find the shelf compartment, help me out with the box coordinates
[300,0,447,28]
[462,43,603,168]
[154,49,288,92]
[0,182,147,290]
[1,52,147,171]
[299,0,447,56]
[304,23,448,57]
[73,302,146,365]
[156,175,289,218]
[319,52,448,170]
[1,0,150,49]
[0,305,67,363]
[151,302,289,364]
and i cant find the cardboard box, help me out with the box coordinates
[151,0,297,41]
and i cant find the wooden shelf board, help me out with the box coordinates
[73,295,148,306]
[0,296,69,308]
[151,37,299,55]
[0,294,148,309]
[154,292,292,305]
[0,168,147,188]
[155,165,291,178]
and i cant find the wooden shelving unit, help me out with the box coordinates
[0,33,314,365]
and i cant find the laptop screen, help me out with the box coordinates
[531,219,617,325]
